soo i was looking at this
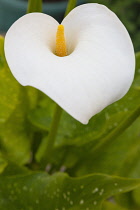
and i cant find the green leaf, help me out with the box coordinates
[132,187,140,207]
[115,192,137,210]
[0,87,32,165]
[102,201,128,210]
[0,37,20,123]
[28,94,55,131]
[0,37,37,164]
[0,153,7,174]
[0,37,39,165]
[0,171,140,210]
[70,115,140,177]
[2,162,30,176]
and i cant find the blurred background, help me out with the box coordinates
[0,0,139,51]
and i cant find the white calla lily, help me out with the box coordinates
[5,3,135,124]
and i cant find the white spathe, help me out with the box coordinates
[4,3,135,124]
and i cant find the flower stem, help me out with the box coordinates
[35,104,62,166]
[65,0,77,17]
[45,104,62,161]
[27,0,42,13]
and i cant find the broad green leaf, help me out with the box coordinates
[0,37,39,165]
[115,192,138,210]
[69,116,140,177]
[0,87,32,165]
[133,187,140,207]
[0,170,140,210]
[102,201,127,210]
[0,153,7,174]
[0,37,20,123]
[28,94,55,131]
[2,162,30,176]
[0,37,37,164]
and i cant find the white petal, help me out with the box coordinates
[5,4,135,124]
[5,13,59,85]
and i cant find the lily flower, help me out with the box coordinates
[4,3,135,124]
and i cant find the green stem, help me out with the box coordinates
[45,104,62,160]
[27,0,42,13]
[0,36,5,69]
[64,0,77,17]
[0,36,5,58]
[35,104,62,165]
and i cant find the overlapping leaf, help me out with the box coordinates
[0,37,20,123]
[0,87,33,165]
[0,167,140,210]
[0,37,35,165]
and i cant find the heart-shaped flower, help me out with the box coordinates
[4,3,135,124]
